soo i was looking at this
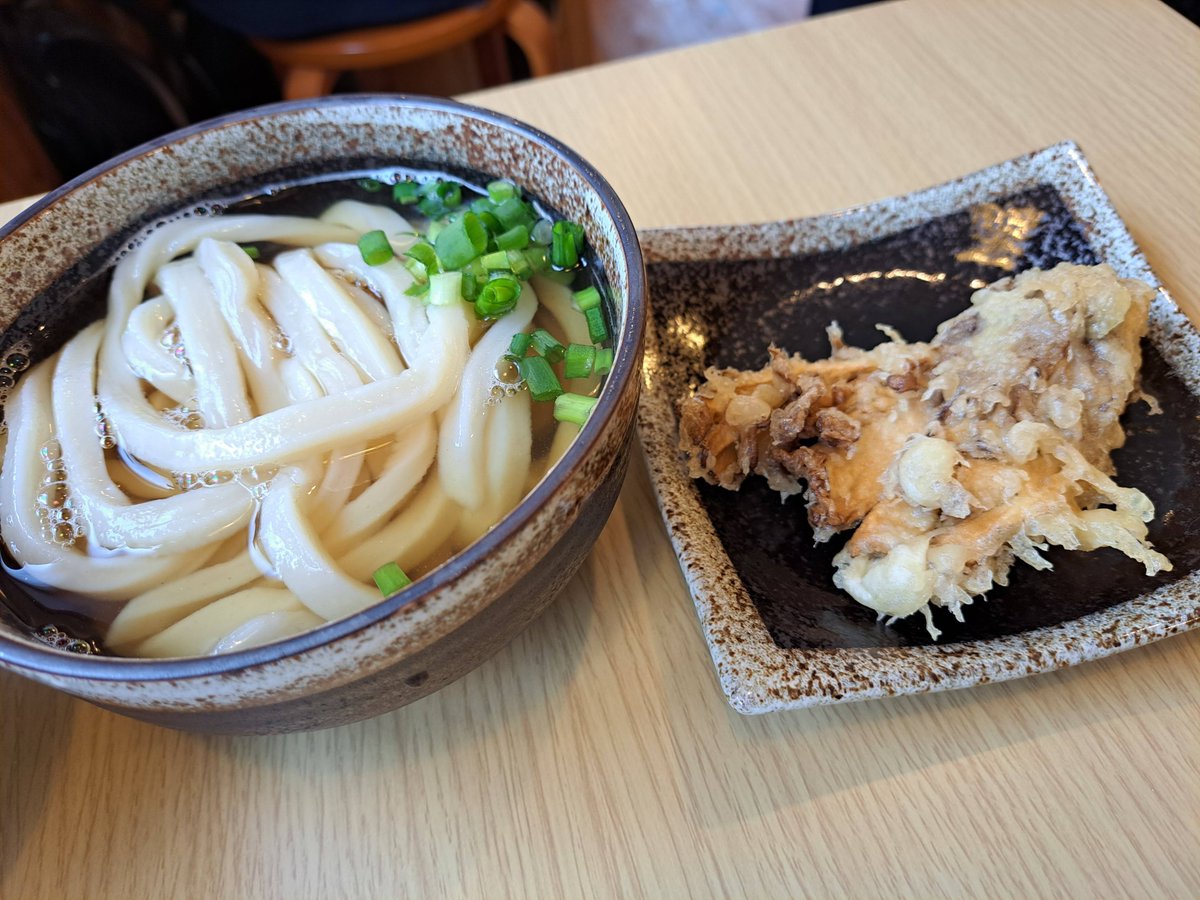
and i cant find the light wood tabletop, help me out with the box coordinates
[3,0,1199,895]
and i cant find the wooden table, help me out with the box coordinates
[3,0,1198,895]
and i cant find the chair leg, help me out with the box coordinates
[505,0,557,77]
[283,66,339,100]
[473,26,512,87]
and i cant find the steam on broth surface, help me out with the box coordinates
[0,172,614,658]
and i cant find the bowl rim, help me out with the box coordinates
[0,93,645,681]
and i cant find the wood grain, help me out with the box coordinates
[2,0,1199,895]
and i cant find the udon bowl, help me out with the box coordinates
[0,96,645,734]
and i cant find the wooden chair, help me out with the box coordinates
[253,0,557,100]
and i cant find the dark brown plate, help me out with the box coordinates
[637,142,1200,712]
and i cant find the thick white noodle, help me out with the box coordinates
[135,586,305,658]
[105,549,262,651]
[1,361,60,565]
[274,248,404,382]
[260,267,363,396]
[323,418,437,557]
[98,301,470,471]
[53,323,255,554]
[209,607,324,655]
[194,239,293,414]
[121,296,192,403]
[319,200,417,252]
[313,243,428,366]
[257,463,382,620]
[455,388,532,546]
[338,477,459,581]
[156,259,253,427]
[438,283,537,509]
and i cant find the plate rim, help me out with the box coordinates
[636,140,1200,714]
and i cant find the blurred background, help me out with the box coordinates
[1,0,1196,204]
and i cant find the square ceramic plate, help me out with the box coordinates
[637,141,1200,713]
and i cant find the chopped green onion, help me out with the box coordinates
[462,257,488,283]
[481,250,512,271]
[470,197,496,215]
[418,180,462,218]
[460,275,480,301]
[358,177,385,192]
[509,332,532,357]
[496,224,529,251]
[406,240,440,271]
[507,249,532,279]
[530,328,565,363]
[574,285,601,311]
[404,279,429,297]
[563,343,596,379]
[373,561,412,596]
[392,180,420,204]
[358,230,394,266]
[435,212,487,269]
[523,246,550,273]
[495,197,533,230]
[477,210,502,234]
[551,220,584,269]
[475,275,522,318]
[519,355,563,402]
[584,306,608,343]
[487,179,519,202]
[531,219,554,245]
[593,347,614,376]
[429,271,463,307]
[242,245,260,260]
[553,392,598,426]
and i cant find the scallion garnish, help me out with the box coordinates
[531,219,554,245]
[553,392,598,426]
[563,343,596,379]
[429,271,463,307]
[481,250,512,271]
[551,220,584,269]
[509,332,532,357]
[393,180,420,204]
[373,561,412,596]
[242,245,260,260]
[574,285,600,311]
[496,224,529,251]
[477,210,502,234]
[358,177,385,192]
[593,347,614,376]
[495,197,533,231]
[530,328,565,363]
[507,250,532,279]
[460,275,480,301]
[523,246,550,273]
[584,306,608,343]
[475,275,521,318]
[519,355,563,402]
[418,180,462,218]
[405,240,440,273]
[487,179,519,202]
[435,212,487,269]
[358,230,394,266]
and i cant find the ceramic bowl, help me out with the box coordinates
[0,95,645,734]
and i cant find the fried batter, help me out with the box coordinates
[677,263,1171,636]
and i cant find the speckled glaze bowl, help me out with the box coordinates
[0,96,645,734]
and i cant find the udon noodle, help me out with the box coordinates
[0,196,602,658]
